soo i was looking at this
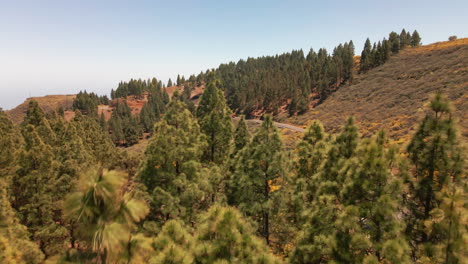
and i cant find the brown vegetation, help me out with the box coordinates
[282,38,468,143]
[6,94,76,124]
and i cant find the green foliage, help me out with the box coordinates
[400,29,409,48]
[138,100,212,224]
[109,100,142,146]
[150,220,194,264]
[0,110,21,179]
[233,115,250,156]
[140,83,168,133]
[288,120,330,227]
[111,78,163,99]
[196,79,234,164]
[411,30,422,47]
[405,92,465,262]
[21,100,46,127]
[72,90,108,117]
[340,131,411,263]
[193,206,283,264]
[14,123,69,257]
[150,206,283,264]
[4,100,119,259]
[360,38,373,72]
[389,31,400,53]
[64,168,149,263]
[289,117,360,264]
[229,115,288,246]
[290,122,413,264]
[199,41,354,116]
[0,179,45,264]
[360,29,419,72]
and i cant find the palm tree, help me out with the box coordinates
[64,168,149,263]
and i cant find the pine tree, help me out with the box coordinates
[0,110,21,179]
[340,131,412,263]
[233,115,250,155]
[64,168,149,263]
[109,101,141,146]
[150,220,194,264]
[400,29,408,48]
[229,115,287,246]
[167,78,173,87]
[137,100,210,224]
[360,38,372,72]
[54,120,93,193]
[411,30,422,47]
[389,31,400,53]
[22,100,45,127]
[72,90,100,117]
[176,74,181,86]
[405,92,465,262]
[109,113,125,143]
[381,38,391,62]
[196,80,233,164]
[13,125,69,256]
[290,121,329,226]
[193,206,283,264]
[0,179,45,264]
[73,112,116,166]
[290,117,359,263]
[432,184,467,263]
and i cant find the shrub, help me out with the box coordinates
[448,35,457,41]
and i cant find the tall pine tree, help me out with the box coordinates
[229,115,287,246]
[405,92,465,262]
[196,79,233,164]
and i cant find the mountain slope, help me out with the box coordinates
[282,38,468,142]
[6,94,76,124]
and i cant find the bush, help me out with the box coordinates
[448,35,457,41]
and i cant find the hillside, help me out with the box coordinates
[6,94,76,124]
[281,38,468,142]
[6,84,206,125]
[6,39,467,144]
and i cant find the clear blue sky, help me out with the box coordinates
[1,0,466,109]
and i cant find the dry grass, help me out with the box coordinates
[282,38,468,144]
[6,94,76,124]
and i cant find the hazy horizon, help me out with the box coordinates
[1,0,467,110]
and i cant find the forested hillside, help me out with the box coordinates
[285,38,468,141]
[6,95,76,124]
[2,31,466,264]
[1,78,466,263]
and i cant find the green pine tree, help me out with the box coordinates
[360,38,372,72]
[405,92,465,262]
[389,31,400,53]
[0,110,21,179]
[150,220,194,264]
[137,100,211,224]
[193,205,283,264]
[0,179,45,264]
[289,120,330,226]
[64,168,149,263]
[196,80,233,164]
[411,30,422,47]
[233,115,250,155]
[229,115,287,246]
[289,117,360,263]
[340,131,411,263]
[13,125,69,257]
[400,29,408,48]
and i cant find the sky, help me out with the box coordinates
[0,0,467,110]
